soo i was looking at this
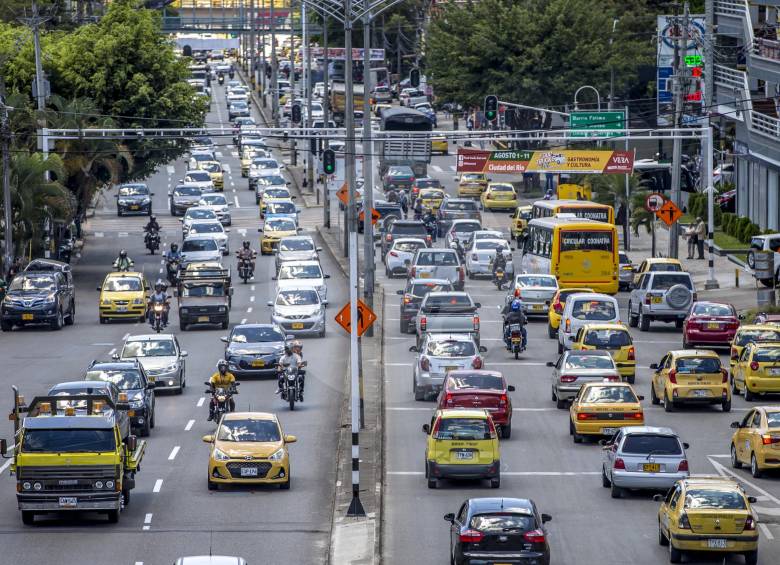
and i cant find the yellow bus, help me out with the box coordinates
[531,199,615,224]
[519,216,619,294]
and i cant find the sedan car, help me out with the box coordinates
[410,177,442,203]
[258,184,293,209]
[602,426,690,498]
[417,188,446,211]
[182,206,220,236]
[411,333,485,401]
[730,405,780,477]
[731,342,780,401]
[1,271,75,331]
[84,359,155,436]
[457,173,489,198]
[199,193,232,226]
[263,200,299,222]
[275,236,321,271]
[181,236,223,266]
[186,221,230,255]
[261,217,300,255]
[437,370,515,438]
[268,287,327,337]
[182,170,216,193]
[118,334,188,393]
[222,324,291,377]
[169,184,204,216]
[682,301,739,349]
[444,219,483,249]
[385,237,428,278]
[569,382,644,443]
[465,238,513,279]
[116,183,153,216]
[548,349,620,408]
[511,274,559,316]
[649,349,731,412]
[444,498,552,565]
[202,412,296,490]
[571,323,636,384]
[228,101,250,120]
[437,198,482,236]
[274,260,329,301]
[383,165,415,191]
[480,182,518,211]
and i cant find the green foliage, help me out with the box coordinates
[721,213,733,233]
[741,222,761,244]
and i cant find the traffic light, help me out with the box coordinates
[323,149,336,175]
[410,68,420,88]
[291,103,302,124]
[484,95,498,121]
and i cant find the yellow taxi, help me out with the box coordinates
[730,324,780,373]
[731,341,780,401]
[199,160,224,190]
[457,173,489,197]
[509,205,532,242]
[571,323,636,383]
[260,187,294,214]
[260,216,299,255]
[656,476,758,564]
[97,271,149,323]
[480,182,518,211]
[241,147,263,177]
[547,287,595,338]
[417,188,446,211]
[431,135,448,155]
[569,382,644,443]
[632,257,684,287]
[202,412,296,490]
[730,406,780,477]
[649,350,731,412]
[423,408,501,489]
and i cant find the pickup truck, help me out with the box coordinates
[415,291,481,347]
[176,272,232,331]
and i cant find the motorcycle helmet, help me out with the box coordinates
[170,243,179,252]
[511,299,522,312]
[217,359,228,373]
[292,340,303,353]
[242,240,251,250]
[154,280,163,292]
[119,249,127,258]
[150,215,157,223]
[284,345,292,355]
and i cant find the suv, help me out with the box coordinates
[407,248,464,290]
[381,220,431,259]
[628,271,696,331]
[437,198,482,236]
[84,359,156,436]
[396,278,453,334]
[1,270,75,331]
[747,233,780,285]
[358,200,402,235]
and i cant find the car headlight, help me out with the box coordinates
[218,306,227,313]
[133,298,144,305]
[141,197,151,204]
[101,299,111,306]
[213,448,230,461]
[118,199,129,205]
[180,308,189,315]
[269,447,285,461]
[44,295,57,304]
[164,363,179,372]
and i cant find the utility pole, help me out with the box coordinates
[22,1,50,177]
[260,0,267,107]
[668,2,689,259]
[362,13,375,319]
[0,93,12,278]
[323,16,330,228]
[270,0,279,127]
[289,0,297,166]
[250,0,256,90]
[304,1,314,191]
[396,20,401,80]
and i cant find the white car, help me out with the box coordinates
[250,157,283,178]
[188,151,215,171]
[304,101,324,121]
[275,236,321,271]
[181,236,223,266]
[199,193,232,226]
[226,92,247,107]
[445,219,483,248]
[267,287,327,337]
[258,183,293,206]
[558,292,620,353]
[119,334,188,392]
[313,82,325,98]
[274,260,330,302]
[509,273,559,316]
[465,238,514,278]
[182,170,215,193]
[186,220,230,255]
[181,206,219,236]
[385,237,428,278]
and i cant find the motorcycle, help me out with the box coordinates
[236,252,256,283]
[166,258,180,286]
[218,73,225,85]
[493,267,509,291]
[506,323,526,359]
[279,363,306,410]
[423,216,437,242]
[228,69,235,79]
[449,240,465,264]
[149,300,168,333]
[204,382,239,422]
[145,230,160,255]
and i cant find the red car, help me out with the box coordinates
[436,370,515,439]
[682,301,740,348]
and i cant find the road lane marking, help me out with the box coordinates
[123,333,130,341]
[166,165,175,175]
[94,232,104,238]
[247,307,253,313]
[241,318,247,324]
[0,449,15,474]
[234,196,240,208]
[250,285,256,291]
[388,471,600,476]
[91,342,114,346]
[159,267,163,274]
[153,479,163,493]
[108,348,116,356]
[185,419,195,431]
[759,522,774,540]
[708,458,780,507]
[250,296,255,302]
[168,446,180,461]
[431,165,442,172]
[197,397,205,407]
[143,513,153,531]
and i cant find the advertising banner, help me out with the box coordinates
[304,47,385,61]
[456,149,634,175]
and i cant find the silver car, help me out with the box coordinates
[548,349,620,408]
[618,252,634,291]
[268,287,327,337]
[186,220,230,255]
[182,206,220,236]
[465,238,514,278]
[444,219,483,249]
[275,236,321,271]
[385,237,427,278]
[182,170,215,193]
[199,193,232,226]
[181,236,223,266]
[407,248,463,289]
[118,334,188,393]
[628,271,695,331]
[410,332,486,401]
[509,273,559,316]
[601,426,690,498]
[169,184,204,216]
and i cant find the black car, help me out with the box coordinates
[85,360,156,437]
[381,219,431,259]
[47,380,131,441]
[222,324,292,377]
[445,497,552,565]
[358,200,402,235]
[437,198,482,237]
[383,165,415,191]
[396,278,453,334]
[1,271,75,331]
[116,183,153,216]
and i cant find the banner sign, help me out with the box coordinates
[303,47,385,61]
[456,149,634,175]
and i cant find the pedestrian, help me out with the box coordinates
[684,223,697,259]
[466,115,474,132]
[695,216,706,259]
[399,190,409,218]
[413,197,423,220]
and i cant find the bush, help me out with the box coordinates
[714,205,722,227]
[687,193,704,219]
[735,217,751,240]
[740,222,761,244]
[722,212,734,232]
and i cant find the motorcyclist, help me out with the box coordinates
[501,298,527,349]
[450,236,464,262]
[413,197,424,220]
[113,250,134,271]
[208,359,236,421]
[422,208,437,242]
[491,250,508,282]
[291,340,305,400]
[147,280,170,326]
[276,344,304,397]
[144,216,161,248]
[236,240,256,276]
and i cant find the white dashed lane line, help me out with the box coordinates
[153,479,163,493]
[168,446,180,461]
[241,318,247,324]
[185,419,195,431]
[143,513,153,531]
[234,196,240,208]
[250,296,255,302]
[196,397,205,407]
[247,307,253,313]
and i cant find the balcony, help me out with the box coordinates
[752,37,780,81]
[714,64,780,146]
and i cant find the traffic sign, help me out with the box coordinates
[644,193,665,213]
[655,199,683,227]
[335,299,377,337]
[336,183,348,206]
[358,208,381,225]
[569,111,625,138]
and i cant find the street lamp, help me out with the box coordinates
[573,85,602,111]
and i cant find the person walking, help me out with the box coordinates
[684,223,697,260]
[695,216,706,259]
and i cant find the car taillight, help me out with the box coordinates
[420,316,426,331]
[577,413,597,420]
[389,251,398,257]
[627,346,635,361]
[523,529,545,544]
[426,235,432,244]
[514,289,521,299]
[613,458,626,470]
[731,347,739,360]
[420,356,430,371]
[444,392,454,407]
[605,375,621,382]
[625,412,644,420]
[473,315,480,330]
[553,301,563,314]
[431,417,441,439]
[644,294,651,305]
[762,435,780,445]
[472,357,483,369]
[560,375,577,383]
[750,361,759,371]
[686,321,698,330]
[565,319,570,332]
[486,417,497,439]
[722,369,729,383]
[728,320,739,330]
[744,515,756,531]
[668,369,677,384]
[403,294,412,304]
[678,512,691,529]
[499,394,507,407]
[459,529,484,543]
[677,459,689,472]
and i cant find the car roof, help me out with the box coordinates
[436,408,489,419]
[26,258,70,271]
[426,332,477,342]
[681,476,741,489]
[232,323,279,330]
[564,349,614,356]
[393,237,427,244]
[280,235,314,241]
[391,220,425,226]
[644,258,682,265]
[105,271,143,279]
[567,292,616,302]
[89,361,141,370]
[580,323,630,332]
[647,270,692,277]
[174,557,247,565]
[222,411,277,421]
[671,349,721,358]
[279,259,320,266]
[451,219,481,225]
[692,300,732,307]
[737,324,780,332]
[409,278,451,285]
[746,341,780,349]
[468,497,534,514]
[125,334,176,342]
[620,426,679,437]
[446,369,503,378]
[581,381,633,389]
[49,381,114,392]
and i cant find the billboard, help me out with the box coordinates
[303,48,386,62]
[656,15,706,126]
[456,149,635,175]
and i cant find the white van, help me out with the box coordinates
[558,293,620,354]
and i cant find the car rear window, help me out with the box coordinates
[416,251,459,266]
[436,418,490,440]
[565,354,614,370]
[453,222,480,233]
[620,434,682,455]
[684,490,746,510]
[517,276,557,288]
[767,412,780,428]
[470,514,534,533]
[446,374,504,391]
[409,282,453,298]
[736,329,780,346]
[582,386,637,403]
[393,241,425,253]
[426,340,476,357]
[692,303,734,316]
[651,274,692,290]
[675,357,721,373]
[424,294,473,309]
[754,348,780,362]
[442,201,478,212]
[583,329,632,347]
[571,300,617,321]
[391,223,426,235]
[475,241,509,251]
[648,263,682,272]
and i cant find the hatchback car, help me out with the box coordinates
[381,220,431,259]
[275,235,321,271]
[260,217,300,255]
[182,206,220,236]
[445,219,483,249]
[571,323,636,383]
[383,165,415,191]
[437,370,515,438]
[118,334,187,393]
[169,184,204,216]
[631,257,683,287]
[465,238,513,279]
[457,173,489,198]
[222,324,291,377]
[601,426,690,499]
[437,198,482,236]
[548,349,620,408]
[97,271,148,323]
[274,260,329,301]
[444,498,551,565]
[396,278,453,334]
[407,248,464,290]
[385,237,427,278]
[116,183,153,216]
[257,181,292,207]
[558,293,620,353]
[730,324,780,373]
[512,274,559,317]
[181,236,223,266]
[547,287,595,338]
[569,382,644,443]
[411,333,485,401]
[187,221,230,255]
[1,271,76,331]
[731,342,780,400]
[682,301,739,349]
[509,205,533,243]
[199,161,224,190]
[480,182,518,211]
[199,193,232,226]
[423,408,501,489]
[268,287,327,337]
[417,188,446,211]
[84,360,155,436]
[202,412,296,490]
[730,406,780,477]
[649,349,731,412]
[411,177,442,203]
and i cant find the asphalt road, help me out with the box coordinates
[381,143,780,564]
[0,78,347,565]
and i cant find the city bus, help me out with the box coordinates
[531,199,615,224]
[520,216,619,294]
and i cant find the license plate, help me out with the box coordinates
[130,205,139,210]
[707,322,720,330]
[117,306,127,312]
[643,463,661,473]
[693,389,710,397]
[651,296,663,304]
[511,338,521,343]
[707,539,727,549]
[197,316,210,322]
[532,304,544,311]
[419,272,430,278]
[455,451,474,460]
[240,467,258,477]
[602,428,618,435]
[291,322,304,329]
[251,359,265,367]
[21,313,33,321]
[770,367,780,376]
[58,497,77,508]
[445,366,458,373]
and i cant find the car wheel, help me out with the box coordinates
[744,550,758,565]
[747,250,756,269]
[745,385,757,401]
[501,423,511,439]
[427,478,437,489]
[638,309,650,331]
[50,309,64,331]
[221,319,229,330]
[106,509,120,524]
[556,396,566,410]
[569,419,574,436]
[663,391,674,412]
[490,476,500,489]
[139,418,151,437]
[730,444,742,469]
[150,407,156,429]
[610,482,622,499]
[628,303,638,328]
[557,341,563,355]
[722,397,731,412]
[1,319,12,332]
[601,466,611,488]
[21,511,35,525]
[279,475,291,490]
[669,540,682,563]
[658,522,669,546]
[651,382,660,405]
[751,453,762,478]
[65,301,75,326]
[682,339,689,349]
[414,382,425,401]
[731,375,740,395]
[626,374,635,384]
[547,323,556,339]
[400,320,408,334]
[551,388,557,402]
[122,488,130,507]
[675,319,684,329]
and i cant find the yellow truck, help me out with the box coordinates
[3,388,146,525]
[329,81,365,125]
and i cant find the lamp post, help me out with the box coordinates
[573,85,602,111]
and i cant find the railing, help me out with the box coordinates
[714,64,748,92]
[752,110,780,139]
[755,37,780,62]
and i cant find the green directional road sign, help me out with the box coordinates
[569,111,625,138]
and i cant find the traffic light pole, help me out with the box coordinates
[362,12,375,333]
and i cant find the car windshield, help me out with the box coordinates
[192,153,212,162]
[267,202,296,214]
[517,276,557,288]
[409,282,452,298]
[276,289,319,306]
[118,185,148,196]
[279,264,322,279]
[436,418,490,440]
[175,186,201,196]
[393,241,425,253]
[416,251,458,266]
[201,195,227,206]
[470,514,534,533]
[122,340,176,358]
[571,300,617,321]
[651,274,693,290]
[736,329,780,346]
[621,434,682,455]
[475,241,509,251]
[102,277,142,292]
[415,179,441,188]
[453,223,480,233]
[391,224,426,235]
[22,429,116,453]
[424,294,472,310]
[389,167,413,176]
[10,275,56,291]
[201,163,221,173]
[186,209,217,220]
[217,419,281,442]
[426,339,476,357]
[490,184,514,192]
[462,174,484,182]
[231,326,285,343]
[649,262,682,272]
[565,354,615,370]
[753,348,780,362]
[684,490,746,510]
[185,172,211,182]
[447,374,503,391]
[675,356,721,373]
[280,239,314,252]
[582,386,637,403]
[583,329,631,348]
[420,189,444,199]
[182,239,218,252]
[767,412,780,428]
[85,369,143,390]
[190,223,223,234]
[259,176,287,187]
[253,160,278,169]
[180,282,225,297]
[693,303,733,316]
[443,201,478,211]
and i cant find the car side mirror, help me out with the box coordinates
[474,303,481,308]
[649,363,658,370]
[730,421,741,429]
[546,361,555,367]
[637,395,645,401]
[96,286,102,291]
[220,336,229,343]
[202,434,215,443]
[409,345,418,353]
[422,424,430,434]
[127,435,138,452]
[284,435,297,443]
[112,353,120,360]
[541,513,552,523]
[653,494,664,502]
[324,274,331,279]
[738,313,745,320]
[748,496,758,504]
[683,442,690,449]
[479,346,488,353]
[267,301,273,307]
[507,385,515,392]
[396,289,404,295]
[181,351,188,357]
[443,513,455,523]
[322,300,329,306]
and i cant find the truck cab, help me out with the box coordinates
[176,271,232,331]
